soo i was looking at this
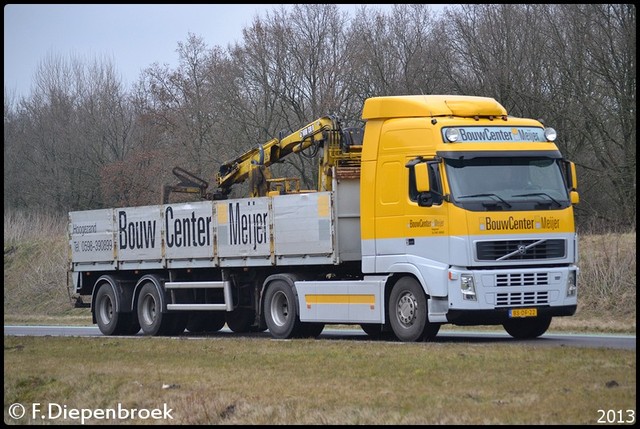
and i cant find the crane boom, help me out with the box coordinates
[215,115,362,197]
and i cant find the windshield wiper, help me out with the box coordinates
[457,193,512,208]
[512,192,562,207]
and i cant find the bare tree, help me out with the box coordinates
[137,33,226,179]
[542,4,636,230]
[347,5,446,98]
[4,53,136,212]
[4,4,635,231]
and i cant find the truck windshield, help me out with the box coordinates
[444,156,570,211]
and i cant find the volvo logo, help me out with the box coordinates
[517,244,527,255]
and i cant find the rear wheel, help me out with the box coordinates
[95,283,136,336]
[263,280,301,339]
[137,282,173,336]
[503,315,552,339]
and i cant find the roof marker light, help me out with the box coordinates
[445,128,460,142]
[544,127,557,142]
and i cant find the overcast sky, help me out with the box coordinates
[4,4,417,100]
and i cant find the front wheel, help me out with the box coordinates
[263,280,301,339]
[503,315,552,339]
[389,277,438,342]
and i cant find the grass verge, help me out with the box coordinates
[4,335,636,425]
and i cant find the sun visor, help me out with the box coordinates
[444,96,507,117]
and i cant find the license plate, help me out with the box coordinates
[509,308,538,318]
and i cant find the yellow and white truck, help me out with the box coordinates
[69,95,579,341]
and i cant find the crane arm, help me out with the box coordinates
[215,116,340,196]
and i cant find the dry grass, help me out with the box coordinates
[4,214,71,316]
[3,336,636,425]
[577,233,636,318]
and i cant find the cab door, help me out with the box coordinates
[404,158,450,266]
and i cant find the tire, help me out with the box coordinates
[137,281,172,336]
[226,308,255,333]
[187,312,226,333]
[389,277,437,342]
[95,283,131,336]
[263,280,302,339]
[503,315,552,339]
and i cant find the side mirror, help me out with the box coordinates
[570,190,580,205]
[406,157,442,207]
[563,160,579,205]
[562,160,579,191]
[414,162,431,193]
[569,161,578,190]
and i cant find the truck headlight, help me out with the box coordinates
[566,270,577,297]
[461,274,477,301]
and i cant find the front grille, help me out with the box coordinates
[496,272,549,287]
[477,239,565,261]
[496,291,549,307]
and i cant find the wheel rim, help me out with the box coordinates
[270,290,289,327]
[141,293,158,326]
[396,292,417,327]
[98,294,113,325]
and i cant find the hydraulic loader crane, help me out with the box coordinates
[216,115,363,198]
[163,115,363,203]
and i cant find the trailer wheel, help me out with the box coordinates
[503,315,552,339]
[263,280,301,339]
[389,277,437,342]
[137,282,172,336]
[95,283,132,336]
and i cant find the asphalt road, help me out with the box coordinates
[3,325,636,350]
